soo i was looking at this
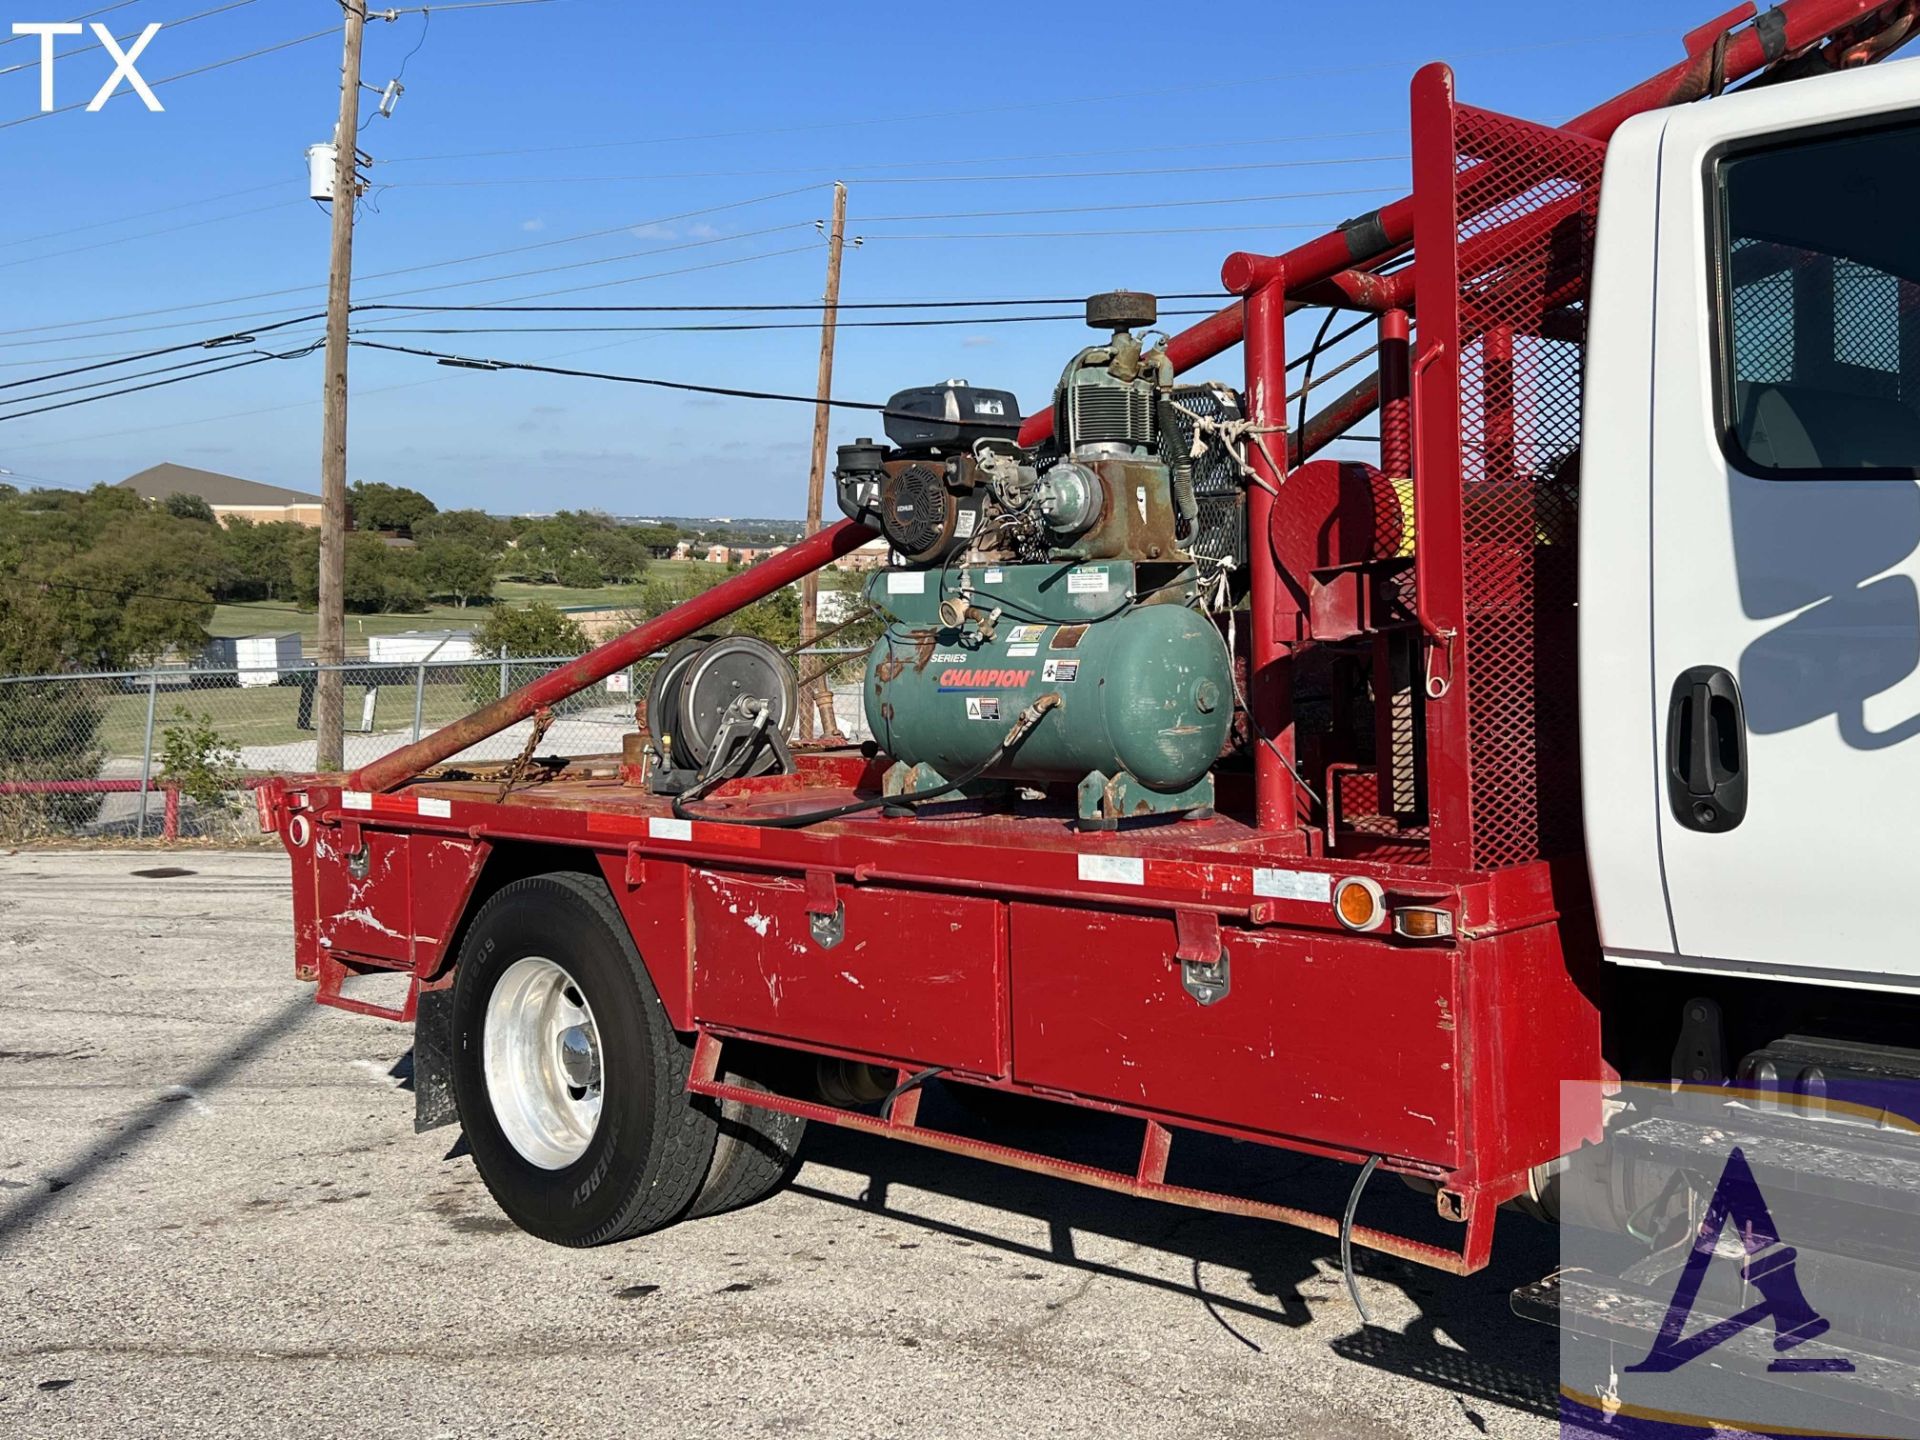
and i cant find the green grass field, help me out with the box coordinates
[205,560,858,653]
[94,679,488,760]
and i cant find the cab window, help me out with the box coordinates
[1714,118,1920,477]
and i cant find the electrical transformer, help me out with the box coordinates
[838,292,1243,827]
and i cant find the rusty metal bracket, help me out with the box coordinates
[1175,909,1230,1006]
[805,870,845,949]
[623,841,647,889]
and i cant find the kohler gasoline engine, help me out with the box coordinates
[839,291,1244,827]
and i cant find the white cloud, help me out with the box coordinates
[961,335,996,349]
[630,222,676,240]
[520,218,545,232]
[685,222,720,239]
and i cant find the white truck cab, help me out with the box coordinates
[1583,59,1920,990]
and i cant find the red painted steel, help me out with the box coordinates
[1242,277,1299,836]
[1,775,274,841]
[273,0,1917,1278]
[1015,0,1901,452]
[1009,904,1464,1163]
[348,517,876,793]
[688,1032,1495,1274]
[690,871,1009,1074]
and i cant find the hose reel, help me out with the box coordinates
[644,635,798,795]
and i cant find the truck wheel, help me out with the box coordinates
[687,1074,807,1219]
[450,871,716,1246]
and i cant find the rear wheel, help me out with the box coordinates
[450,871,716,1246]
[688,1070,807,1219]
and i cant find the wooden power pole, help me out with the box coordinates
[798,180,848,740]
[315,0,367,772]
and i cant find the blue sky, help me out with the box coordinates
[0,1,1721,515]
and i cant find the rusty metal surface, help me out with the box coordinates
[688,1065,1486,1276]
[347,519,876,794]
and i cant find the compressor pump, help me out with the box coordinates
[838,291,1246,827]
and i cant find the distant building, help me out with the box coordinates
[833,538,893,571]
[703,544,730,564]
[117,463,324,526]
[671,541,693,560]
[368,630,475,663]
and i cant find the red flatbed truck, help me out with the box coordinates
[264,2,1920,1410]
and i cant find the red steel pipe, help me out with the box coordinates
[0,778,187,841]
[350,518,879,792]
[1379,309,1412,479]
[1242,278,1301,839]
[1014,0,1900,450]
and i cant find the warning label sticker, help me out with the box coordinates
[1040,658,1079,683]
[1066,568,1110,595]
[1006,624,1047,645]
[965,696,1001,721]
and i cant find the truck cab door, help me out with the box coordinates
[1646,64,1920,985]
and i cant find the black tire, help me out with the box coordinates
[450,871,716,1246]
[687,1074,807,1220]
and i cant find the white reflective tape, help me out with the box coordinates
[1078,854,1144,886]
[1253,867,1332,903]
[648,816,692,842]
[341,791,373,811]
[416,796,451,819]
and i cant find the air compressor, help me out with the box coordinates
[838,292,1245,827]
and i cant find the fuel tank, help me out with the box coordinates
[863,560,1231,792]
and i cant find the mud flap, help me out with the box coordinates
[413,985,458,1133]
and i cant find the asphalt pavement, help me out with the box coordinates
[0,850,1566,1439]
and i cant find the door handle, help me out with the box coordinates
[1665,665,1748,833]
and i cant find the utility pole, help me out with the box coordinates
[315,0,367,772]
[798,180,848,740]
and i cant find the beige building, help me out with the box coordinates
[118,463,324,526]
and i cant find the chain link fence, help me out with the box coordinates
[0,647,870,843]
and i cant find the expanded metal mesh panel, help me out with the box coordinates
[1452,107,1601,869]
[1729,239,1920,402]
[1166,383,1249,572]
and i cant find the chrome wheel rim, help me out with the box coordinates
[482,956,603,1170]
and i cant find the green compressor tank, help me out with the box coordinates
[862,560,1232,823]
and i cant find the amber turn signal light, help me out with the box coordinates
[1391,906,1455,940]
[1333,876,1386,932]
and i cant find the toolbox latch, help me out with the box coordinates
[805,869,844,950]
[1174,909,1230,1007]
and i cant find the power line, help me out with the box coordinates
[0,313,325,393]
[0,185,828,342]
[851,188,1397,223]
[349,309,1226,336]
[0,0,145,47]
[0,0,258,81]
[373,30,1671,164]
[0,199,304,271]
[870,221,1342,241]
[0,23,338,131]
[0,346,305,408]
[0,181,285,252]
[0,342,322,423]
[354,294,1225,313]
[382,152,1411,190]
[352,338,948,416]
[377,0,571,12]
